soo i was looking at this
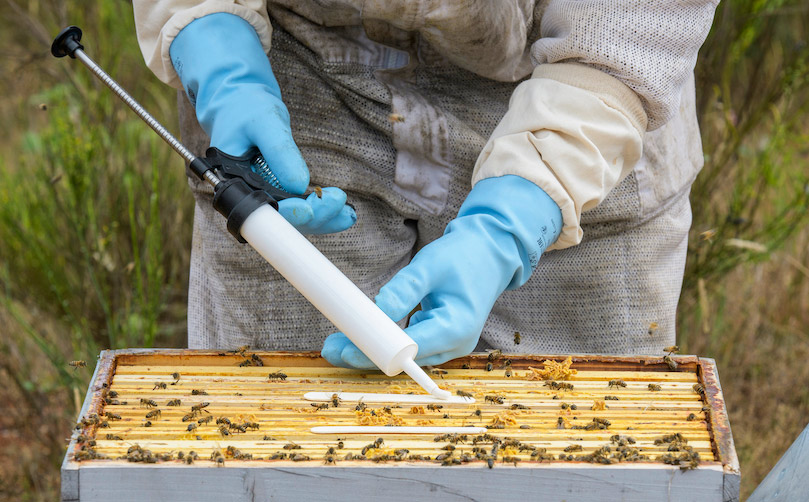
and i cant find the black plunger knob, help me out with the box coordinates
[51,26,84,58]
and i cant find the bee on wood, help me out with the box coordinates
[140,398,158,408]
[170,372,180,382]
[484,395,505,405]
[142,420,152,427]
[216,417,231,426]
[218,425,230,437]
[283,442,302,450]
[487,350,502,362]
[354,401,367,412]
[167,399,182,406]
[153,382,167,390]
[556,417,566,429]
[238,359,252,367]
[269,452,288,460]
[461,363,471,369]
[470,408,482,419]
[69,360,87,369]
[336,441,344,449]
[244,421,260,430]
[663,355,678,371]
[513,331,521,345]
[324,454,337,465]
[182,413,196,422]
[215,456,225,467]
[487,456,495,469]
[648,383,662,392]
[105,434,123,440]
[187,423,198,432]
[455,390,473,399]
[608,379,627,389]
[251,354,264,366]
[485,362,493,371]
[185,455,194,465]
[604,395,620,401]
[291,454,310,462]
[233,345,250,356]
[104,412,122,421]
[97,420,109,429]
[191,402,210,412]
[331,393,341,407]
[145,410,161,419]
[687,413,698,421]
[268,371,288,381]
[564,444,583,452]
[504,367,513,378]
[191,389,208,396]
[311,403,329,410]
[198,416,214,425]
[427,404,443,411]
[430,368,448,378]
[693,383,705,396]
[510,403,529,410]
[664,345,679,354]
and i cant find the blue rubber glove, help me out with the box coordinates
[322,175,563,368]
[170,12,356,234]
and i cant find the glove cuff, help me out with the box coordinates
[458,175,562,288]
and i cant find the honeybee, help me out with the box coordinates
[105,412,122,420]
[455,390,473,398]
[238,359,252,367]
[218,425,230,437]
[291,454,310,462]
[426,404,443,411]
[251,354,265,366]
[513,332,521,345]
[191,389,208,395]
[648,383,662,392]
[331,393,342,407]
[608,379,627,389]
[484,395,505,405]
[143,420,152,427]
[153,382,167,390]
[504,368,513,378]
[485,362,493,372]
[170,372,180,381]
[234,345,249,355]
[105,434,123,440]
[336,441,344,449]
[140,398,158,408]
[354,401,366,412]
[145,410,161,419]
[663,355,678,371]
[693,383,705,396]
[216,417,231,426]
[167,399,182,406]
[687,413,698,421]
[430,368,448,378]
[191,402,210,412]
[283,442,301,450]
[388,113,405,123]
[664,345,679,354]
[311,403,329,410]
[187,423,198,432]
[268,371,288,381]
[648,322,659,336]
[487,350,502,362]
[69,360,87,369]
[198,416,214,425]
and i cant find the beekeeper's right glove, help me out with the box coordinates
[170,12,356,234]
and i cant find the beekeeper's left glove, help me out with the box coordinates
[321,175,562,368]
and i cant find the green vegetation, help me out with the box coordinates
[0,0,807,499]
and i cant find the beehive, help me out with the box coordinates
[62,349,739,502]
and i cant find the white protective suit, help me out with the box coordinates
[134,1,718,354]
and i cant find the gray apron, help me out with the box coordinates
[178,10,701,355]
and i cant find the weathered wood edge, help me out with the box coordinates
[61,351,111,501]
[73,462,727,502]
[110,349,700,372]
[698,357,740,502]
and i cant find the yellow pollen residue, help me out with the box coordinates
[416,419,436,426]
[356,408,405,426]
[490,410,519,427]
[409,406,426,414]
[592,400,608,411]
[525,356,577,381]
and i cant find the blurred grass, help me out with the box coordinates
[0,0,807,500]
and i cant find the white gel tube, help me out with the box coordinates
[239,205,451,400]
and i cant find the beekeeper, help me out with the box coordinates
[133,1,718,367]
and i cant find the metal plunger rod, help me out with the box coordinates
[53,28,220,188]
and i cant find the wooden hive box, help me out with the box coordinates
[62,349,739,501]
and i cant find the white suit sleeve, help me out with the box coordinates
[133,0,272,88]
[474,0,718,250]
